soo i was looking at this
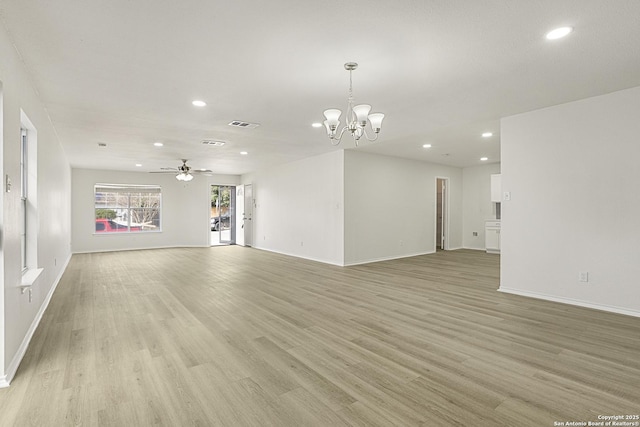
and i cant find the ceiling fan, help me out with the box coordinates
[151,159,212,181]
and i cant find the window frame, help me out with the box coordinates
[20,128,28,271]
[94,184,162,234]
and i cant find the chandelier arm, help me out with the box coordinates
[362,127,380,142]
[329,126,349,146]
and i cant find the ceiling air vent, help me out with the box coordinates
[201,140,226,146]
[228,120,260,129]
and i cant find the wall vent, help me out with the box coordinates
[228,120,260,129]
[201,140,226,146]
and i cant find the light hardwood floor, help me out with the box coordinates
[1,247,638,426]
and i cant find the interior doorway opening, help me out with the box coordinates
[436,177,449,251]
[210,185,236,246]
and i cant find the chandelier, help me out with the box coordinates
[323,62,385,146]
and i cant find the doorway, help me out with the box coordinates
[243,184,253,247]
[210,185,236,246]
[435,177,449,251]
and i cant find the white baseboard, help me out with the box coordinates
[0,254,72,388]
[251,246,344,266]
[72,244,210,254]
[498,287,640,318]
[343,250,435,267]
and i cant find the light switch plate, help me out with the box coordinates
[503,191,511,201]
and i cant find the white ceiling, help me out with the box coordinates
[2,1,640,174]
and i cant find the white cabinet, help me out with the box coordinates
[485,220,501,254]
[490,174,502,202]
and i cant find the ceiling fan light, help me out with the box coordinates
[183,173,194,182]
[352,104,371,125]
[368,113,385,132]
[175,173,184,181]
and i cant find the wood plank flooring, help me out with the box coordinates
[1,247,639,426]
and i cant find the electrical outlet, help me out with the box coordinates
[579,272,589,282]
[300,241,304,246]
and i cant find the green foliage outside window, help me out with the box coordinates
[95,208,117,219]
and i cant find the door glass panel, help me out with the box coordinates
[219,186,232,243]
[210,185,235,246]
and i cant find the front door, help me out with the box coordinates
[243,184,253,247]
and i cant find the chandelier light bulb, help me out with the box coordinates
[368,113,385,132]
[323,109,342,128]
[353,104,372,125]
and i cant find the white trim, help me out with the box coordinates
[498,287,640,318]
[252,246,344,267]
[0,254,72,388]
[253,246,441,267]
[72,244,209,254]
[343,250,435,267]
[21,267,44,287]
[434,176,450,251]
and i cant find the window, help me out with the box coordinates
[20,110,39,275]
[20,128,28,270]
[94,184,161,233]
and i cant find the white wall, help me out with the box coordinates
[0,25,72,385]
[242,150,344,265]
[462,163,501,250]
[72,169,239,253]
[501,86,640,316]
[344,151,463,265]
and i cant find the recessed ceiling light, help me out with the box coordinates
[546,26,573,40]
[192,100,207,107]
[135,163,142,167]
[422,144,432,148]
[312,122,322,128]
[153,142,164,147]
[482,132,493,138]
[480,157,488,161]
[240,151,248,155]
